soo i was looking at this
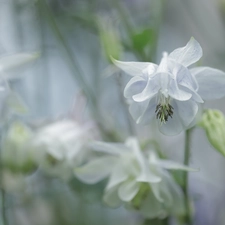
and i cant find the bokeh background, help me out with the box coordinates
[0,0,225,225]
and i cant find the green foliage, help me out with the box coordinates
[131,28,155,52]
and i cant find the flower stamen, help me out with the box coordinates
[155,102,174,124]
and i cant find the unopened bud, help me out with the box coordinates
[1,122,36,173]
[199,109,225,157]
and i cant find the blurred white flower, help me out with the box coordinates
[33,120,93,181]
[1,122,36,173]
[113,38,225,135]
[75,137,196,217]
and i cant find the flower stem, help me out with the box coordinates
[183,128,193,225]
[0,189,8,225]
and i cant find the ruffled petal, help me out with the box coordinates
[132,76,160,102]
[169,38,202,67]
[124,76,147,98]
[112,58,156,76]
[191,67,225,100]
[74,156,117,184]
[168,79,192,101]
[118,180,140,202]
[173,62,198,91]
[106,163,129,190]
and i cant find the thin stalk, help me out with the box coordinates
[37,0,117,140]
[183,128,193,225]
[0,189,8,225]
[0,140,8,225]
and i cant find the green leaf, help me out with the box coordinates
[131,28,155,52]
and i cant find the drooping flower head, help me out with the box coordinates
[75,137,196,218]
[113,38,225,135]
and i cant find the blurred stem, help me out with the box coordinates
[36,0,119,141]
[0,189,8,225]
[0,146,8,225]
[143,217,169,225]
[183,128,193,225]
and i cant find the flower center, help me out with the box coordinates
[155,95,174,123]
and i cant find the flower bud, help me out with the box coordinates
[98,16,122,62]
[199,109,225,156]
[1,122,36,173]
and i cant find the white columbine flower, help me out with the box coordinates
[75,137,196,217]
[113,38,225,135]
[33,120,93,181]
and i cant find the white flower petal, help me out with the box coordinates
[124,76,147,99]
[74,156,117,184]
[168,79,192,101]
[140,190,165,218]
[156,160,198,171]
[174,62,198,91]
[191,67,225,100]
[106,163,129,190]
[112,58,155,76]
[136,97,157,125]
[159,102,184,136]
[132,76,160,102]
[151,183,164,202]
[126,138,161,183]
[103,185,122,208]
[169,38,202,67]
[90,141,129,156]
[176,100,198,126]
[0,52,39,78]
[118,180,140,202]
[129,99,150,123]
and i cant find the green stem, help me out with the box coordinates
[0,189,8,225]
[0,145,8,225]
[183,128,193,225]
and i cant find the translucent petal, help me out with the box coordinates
[106,163,129,190]
[89,141,129,156]
[191,67,225,100]
[103,185,122,208]
[176,100,198,126]
[129,99,150,123]
[118,180,140,202]
[136,97,157,125]
[168,79,192,101]
[173,62,198,91]
[74,156,117,184]
[158,102,184,135]
[112,58,155,76]
[139,190,165,218]
[0,52,39,78]
[156,160,198,171]
[169,38,202,67]
[133,76,160,102]
[124,76,147,99]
